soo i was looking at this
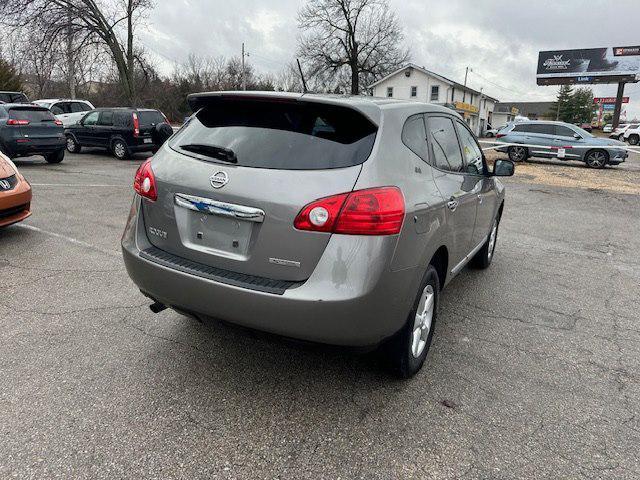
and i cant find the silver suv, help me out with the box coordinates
[496,120,628,168]
[121,92,514,377]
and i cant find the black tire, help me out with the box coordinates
[585,149,608,169]
[508,145,528,162]
[389,265,440,378]
[628,134,639,146]
[471,216,499,269]
[153,123,174,146]
[44,149,64,164]
[65,135,81,153]
[486,132,494,138]
[111,139,130,160]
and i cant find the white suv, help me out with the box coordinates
[33,99,95,127]
[610,123,636,140]
[623,125,640,145]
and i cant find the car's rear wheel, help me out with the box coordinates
[585,149,608,169]
[66,135,81,153]
[628,134,639,145]
[486,132,494,138]
[471,216,499,269]
[508,145,527,162]
[44,149,65,164]
[390,265,439,378]
[112,139,130,160]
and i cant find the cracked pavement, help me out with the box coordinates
[1,151,639,479]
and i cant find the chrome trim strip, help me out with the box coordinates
[451,238,487,276]
[174,193,265,223]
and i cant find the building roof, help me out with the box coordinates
[367,63,500,102]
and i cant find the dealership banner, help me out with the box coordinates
[537,47,640,83]
[594,97,629,104]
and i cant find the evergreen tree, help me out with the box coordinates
[548,85,574,121]
[0,58,22,91]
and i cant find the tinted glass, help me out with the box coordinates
[169,100,378,170]
[83,111,100,125]
[527,124,555,135]
[426,116,463,172]
[456,122,485,175]
[0,92,29,103]
[138,110,165,126]
[71,102,89,113]
[51,104,64,115]
[629,124,639,129]
[98,111,113,126]
[555,125,576,137]
[8,108,56,122]
[114,112,132,127]
[512,124,529,133]
[402,114,428,161]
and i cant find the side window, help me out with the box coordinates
[402,114,428,161]
[426,116,463,172]
[114,112,132,127]
[527,124,554,135]
[83,111,100,125]
[71,102,89,113]
[512,124,529,133]
[555,125,576,137]
[456,121,485,175]
[58,102,72,114]
[51,103,64,115]
[98,111,114,126]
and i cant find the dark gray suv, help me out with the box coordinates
[121,92,514,377]
[496,120,628,168]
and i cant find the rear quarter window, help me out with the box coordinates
[169,100,378,170]
[138,111,165,126]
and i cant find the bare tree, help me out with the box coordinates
[0,0,153,103]
[297,0,409,94]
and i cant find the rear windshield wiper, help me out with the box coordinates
[179,143,238,164]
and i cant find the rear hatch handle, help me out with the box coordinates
[175,193,265,223]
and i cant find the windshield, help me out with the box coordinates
[169,99,378,170]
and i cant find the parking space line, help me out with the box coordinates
[15,224,120,258]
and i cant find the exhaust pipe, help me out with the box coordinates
[149,301,167,314]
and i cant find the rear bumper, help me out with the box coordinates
[121,197,418,347]
[5,138,66,157]
[129,140,158,153]
[0,179,32,227]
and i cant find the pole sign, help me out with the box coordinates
[537,46,640,85]
[594,97,629,104]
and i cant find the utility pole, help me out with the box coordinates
[462,66,471,103]
[612,81,625,129]
[241,43,248,91]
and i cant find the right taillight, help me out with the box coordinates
[133,159,157,201]
[294,187,404,235]
[132,112,140,137]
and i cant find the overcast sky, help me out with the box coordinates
[139,0,640,119]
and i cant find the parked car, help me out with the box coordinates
[485,124,506,138]
[0,152,32,227]
[121,92,515,378]
[496,120,627,168]
[0,104,66,163]
[603,124,613,133]
[33,99,95,127]
[65,107,174,159]
[609,123,635,140]
[0,91,30,104]
[623,125,640,145]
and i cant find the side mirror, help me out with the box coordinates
[493,159,515,177]
[573,133,581,139]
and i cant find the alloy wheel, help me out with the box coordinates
[587,151,606,168]
[411,284,435,358]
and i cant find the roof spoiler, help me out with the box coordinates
[187,91,305,112]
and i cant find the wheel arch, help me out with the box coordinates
[428,246,448,291]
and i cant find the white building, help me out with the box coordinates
[368,63,499,136]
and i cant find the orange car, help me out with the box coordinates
[0,152,32,227]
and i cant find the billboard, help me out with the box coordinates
[537,47,640,85]
[594,97,629,104]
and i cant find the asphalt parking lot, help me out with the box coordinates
[1,149,639,479]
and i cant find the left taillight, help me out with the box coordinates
[54,119,63,126]
[7,119,29,126]
[133,159,157,201]
[294,187,405,236]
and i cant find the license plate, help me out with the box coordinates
[176,209,252,258]
[143,138,152,144]
[557,148,566,158]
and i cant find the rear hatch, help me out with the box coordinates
[142,97,377,282]
[9,107,62,144]
[137,110,167,143]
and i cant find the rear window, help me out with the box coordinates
[0,92,29,103]
[9,108,56,122]
[138,110,165,126]
[169,100,378,170]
